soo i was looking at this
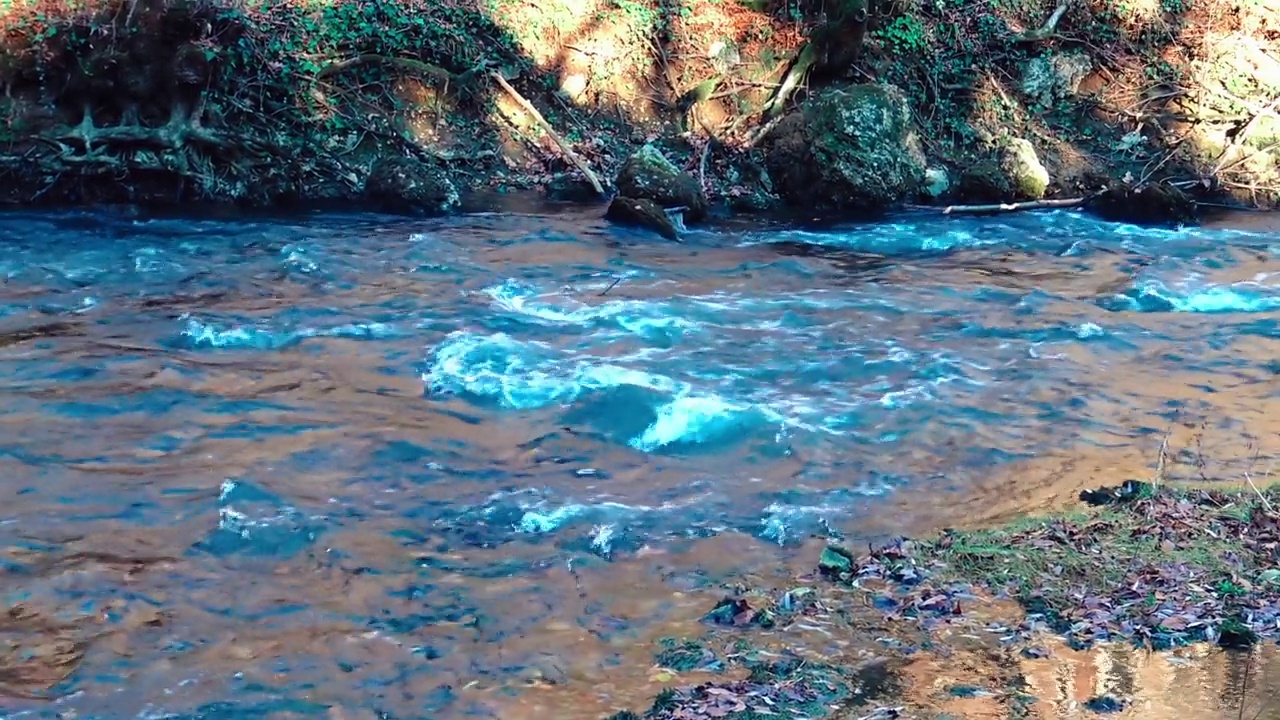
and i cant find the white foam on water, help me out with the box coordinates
[424,330,685,410]
[1110,279,1280,313]
[483,279,695,335]
[180,316,400,349]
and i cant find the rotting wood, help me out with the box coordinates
[489,72,606,199]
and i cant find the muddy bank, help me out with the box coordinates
[1,0,1277,228]
[596,481,1280,719]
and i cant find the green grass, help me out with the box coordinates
[835,482,1280,649]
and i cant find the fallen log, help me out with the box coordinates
[909,197,1086,214]
[489,72,607,199]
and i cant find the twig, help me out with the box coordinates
[489,72,606,199]
[911,197,1087,215]
[1154,426,1172,488]
[698,138,712,195]
[1245,473,1274,514]
[599,276,623,296]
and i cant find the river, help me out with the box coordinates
[2,203,1280,718]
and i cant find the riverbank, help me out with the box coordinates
[1,0,1278,227]
[599,480,1280,719]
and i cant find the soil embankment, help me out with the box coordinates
[1,0,1278,223]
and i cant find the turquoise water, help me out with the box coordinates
[2,205,1280,717]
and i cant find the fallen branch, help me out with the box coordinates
[489,72,606,199]
[698,138,712,196]
[1018,1,1069,42]
[912,197,1086,214]
[743,115,785,148]
[317,54,455,84]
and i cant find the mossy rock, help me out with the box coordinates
[614,144,708,222]
[1085,182,1197,226]
[997,138,1050,200]
[363,156,459,215]
[1020,52,1092,108]
[954,160,1015,203]
[762,83,926,213]
[605,196,680,240]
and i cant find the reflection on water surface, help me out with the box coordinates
[2,205,1280,717]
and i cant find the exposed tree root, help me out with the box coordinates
[760,42,817,121]
[317,55,490,98]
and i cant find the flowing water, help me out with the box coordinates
[3,203,1280,718]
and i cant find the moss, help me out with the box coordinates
[654,638,722,672]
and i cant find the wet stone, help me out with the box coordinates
[605,196,680,241]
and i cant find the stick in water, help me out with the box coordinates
[912,197,1087,215]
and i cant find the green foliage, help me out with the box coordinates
[872,15,929,54]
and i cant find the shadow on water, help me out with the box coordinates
[2,206,1280,717]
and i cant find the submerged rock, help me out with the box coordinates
[762,83,926,212]
[614,144,708,222]
[363,156,459,215]
[1085,182,1197,226]
[605,196,680,240]
[997,138,1050,200]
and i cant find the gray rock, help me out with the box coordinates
[762,83,926,212]
[1021,52,1092,108]
[923,166,951,199]
[364,156,459,215]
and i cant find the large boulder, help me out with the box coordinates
[762,84,926,212]
[614,144,708,222]
[364,156,459,215]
